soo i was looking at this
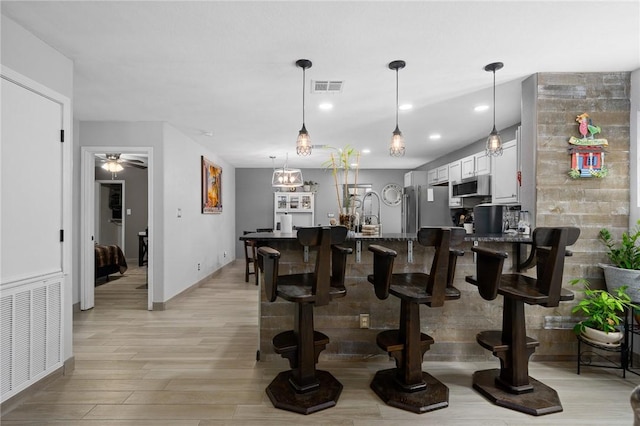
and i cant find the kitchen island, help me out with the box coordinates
[240,230,577,362]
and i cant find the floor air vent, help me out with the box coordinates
[0,277,63,403]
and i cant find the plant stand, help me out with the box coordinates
[577,308,640,378]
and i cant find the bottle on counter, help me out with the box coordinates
[517,211,530,235]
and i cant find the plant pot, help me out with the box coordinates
[303,185,311,192]
[600,263,640,303]
[581,325,623,345]
[339,213,355,231]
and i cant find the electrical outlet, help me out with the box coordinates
[197,263,200,271]
[359,313,370,329]
[223,251,227,258]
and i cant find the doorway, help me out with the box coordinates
[95,181,125,251]
[80,146,154,310]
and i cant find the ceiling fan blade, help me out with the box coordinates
[121,160,147,169]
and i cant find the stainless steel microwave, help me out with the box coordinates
[452,175,491,197]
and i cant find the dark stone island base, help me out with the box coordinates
[241,231,577,363]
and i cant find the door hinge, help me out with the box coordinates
[60,129,64,143]
[60,229,64,242]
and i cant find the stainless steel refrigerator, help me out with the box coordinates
[402,185,451,233]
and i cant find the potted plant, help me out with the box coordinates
[323,146,360,230]
[599,219,640,302]
[571,278,637,345]
[303,181,318,192]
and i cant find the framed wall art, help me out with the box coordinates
[201,156,222,213]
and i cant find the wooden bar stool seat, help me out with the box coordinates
[367,226,466,414]
[465,226,580,416]
[258,226,352,415]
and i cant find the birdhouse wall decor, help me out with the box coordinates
[568,113,608,179]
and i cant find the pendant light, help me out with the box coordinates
[295,59,313,156]
[389,60,406,157]
[484,61,504,157]
[271,154,304,188]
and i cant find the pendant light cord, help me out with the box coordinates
[395,68,399,127]
[302,66,306,127]
[492,69,496,130]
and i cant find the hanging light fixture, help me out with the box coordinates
[271,154,304,188]
[295,59,313,156]
[389,60,406,157]
[484,61,504,157]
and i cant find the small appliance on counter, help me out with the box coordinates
[473,204,506,234]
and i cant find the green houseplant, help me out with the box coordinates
[322,146,360,228]
[571,278,636,344]
[599,219,640,302]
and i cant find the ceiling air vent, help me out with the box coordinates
[312,80,343,93]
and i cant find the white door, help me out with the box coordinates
[1,77,63,284]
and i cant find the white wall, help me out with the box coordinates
[162,124,235,301]
[1,15,74,363]
[0,15,73,97]
[78,121,236,304]
[630,69,640,227]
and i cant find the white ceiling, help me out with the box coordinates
[3,1,639,169]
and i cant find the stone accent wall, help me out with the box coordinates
[524,73,631,358]
[535,72,631,287]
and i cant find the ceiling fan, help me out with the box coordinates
[96,153,148,170]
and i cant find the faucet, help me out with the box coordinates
[360,191,382,232]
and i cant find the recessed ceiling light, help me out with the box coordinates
[361,149,371,154]
[474,105,489,112]
[429,134,441,140]
[399,104,413,111]
[319,102,333,110]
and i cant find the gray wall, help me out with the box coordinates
[95,166,149,262]
[235,168,408,258]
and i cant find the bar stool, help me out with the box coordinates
[465,226,580,416]
[367,226,466,414]
[243,231,258,284]
[258,226,352,415]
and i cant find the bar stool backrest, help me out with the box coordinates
[296,226,348,307]
[417,227,465,307]
[531,227,580,307]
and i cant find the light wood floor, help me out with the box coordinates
[2,261,639,425]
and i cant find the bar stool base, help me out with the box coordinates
[266,370,342,415]
[473,368,563,416]
[370,368,449,414]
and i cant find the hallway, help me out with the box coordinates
[2,261,638,424]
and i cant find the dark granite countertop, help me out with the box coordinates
[240,230,533,243]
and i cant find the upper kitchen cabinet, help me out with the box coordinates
[461,155,475,179]
[427,165,449,186]
[448,160,462,207]
[461,151,491,179]
[491,139,519,204]
[474,151,491,176]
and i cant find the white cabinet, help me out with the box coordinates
[491,139,519,204]
[474,151,491,175]
[460,151,491,179]
[405,171,428,187]
[427,166,449,185]
[427,169,438,185]
[461,155,476,179]
[274,192,315,230]
[448,160,462,207]
[436,165,449,183]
